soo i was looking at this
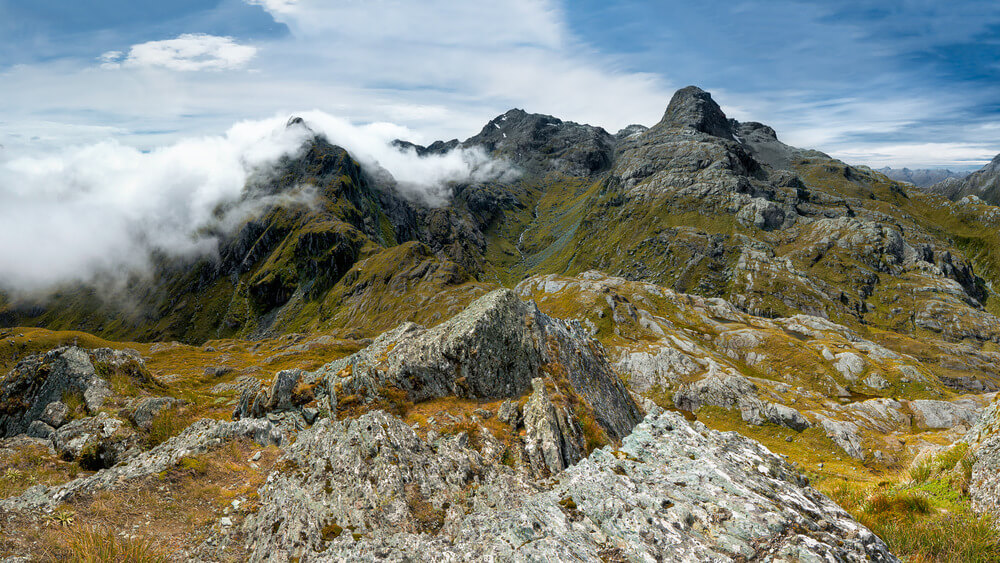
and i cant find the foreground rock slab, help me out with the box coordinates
[246,410,896,562]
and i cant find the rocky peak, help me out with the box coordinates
[656,85,734,140]
[463,108,615,176]
[615,124,648,140]
[734,120,778,142]
[391,138,460,157]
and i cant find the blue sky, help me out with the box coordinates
[1,0,999,168]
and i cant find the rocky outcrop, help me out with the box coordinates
[126,396,178,431]
[816,416,866,460]
[1,417,282,512]
[964,399,1000,520]
[907,399,980,430]
[0,346,167,469]
[970,432,1000,519]
[522,378,585,475]
[463,109,615,176]
[0,347,115,437]
[660,85,735,140]
[674,373,810,432]
[234,369,309,419]
[244,410,896,562]
[51,412,138,469]
[310,289,642,441]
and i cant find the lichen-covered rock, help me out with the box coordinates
[674,373,810,431]
[127,396,178,431]
[742,400,811,432]
[39,401,69,429]
[522,378,585,476]
[0,347,108,437]
[970,433,1000,519]
[963,398,1000,448]
[965,398,1000,521]
[233,369,309,424]
[736,197,786,230]
[51,412,136,469]
[816,416,865,460]
[311,289,641,441]
[246,411,895,562]
[615,345,699,393]
[0,346,150,439]
[833,352,867,381]
[1,417,282,512]
[242,410,538,561]
[908,399,980,430]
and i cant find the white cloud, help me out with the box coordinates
[6,0,991,172]
[246,0,298,15]
[1,1,674,158]
[0,112,513,293]
[101,34,258,71]
[829,143,997,169]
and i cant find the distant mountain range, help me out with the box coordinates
[877,167,968,187]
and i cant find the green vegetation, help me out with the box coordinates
[820,445,1000,562]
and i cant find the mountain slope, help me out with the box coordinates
[929,154,1000,204]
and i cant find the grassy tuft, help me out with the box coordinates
[64,525,169,563]
[146,405,189,448]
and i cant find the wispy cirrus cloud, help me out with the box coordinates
[100,33,258,71]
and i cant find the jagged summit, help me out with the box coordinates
[656,85,734,140]
[462,108,615,176]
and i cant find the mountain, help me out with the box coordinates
[878,166,968,187]
[5,86,999,348]
[929,153,1000,204]
[3,86,1000,560]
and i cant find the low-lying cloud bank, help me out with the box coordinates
[0,113,511,294]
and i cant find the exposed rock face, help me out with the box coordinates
[51,412,137,469]
[907,399,980,430]
[816,416,866,460]
[0,347,113,437]
[615,346,699,393]
[233,369,306,421]
[674,373,810,432]
[126,396,178,431]
[970,432,1000,519]
[1,417,282,512]
[965,399,1000,520]
[244,410,895,562]
[463,109,615,176]
[311,289,642,441]
[660,86,735,140]
[522,378,585,475]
